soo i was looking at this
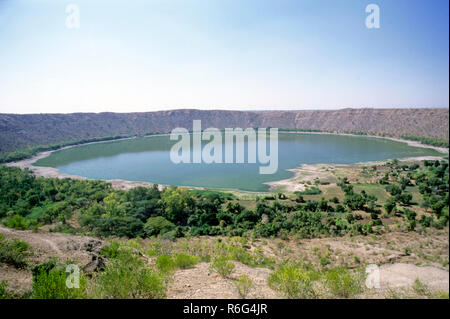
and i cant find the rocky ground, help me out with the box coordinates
[1,226,448,298]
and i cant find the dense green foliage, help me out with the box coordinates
[381,160,449,228]
[1,158,448,240]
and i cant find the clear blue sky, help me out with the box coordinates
[0,0,448,113]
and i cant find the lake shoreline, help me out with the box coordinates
[4,132,448,192]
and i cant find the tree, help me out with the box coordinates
[398,193,412,205]
[384,197,396,214]
[103,192,126,218]
[144,216,175,237]
[160,187,193,223]
[386,184,402,196]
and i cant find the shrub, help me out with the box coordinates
[210,256,235,278]
[295,187,322,196]
[386,184,402,196]
[319,254,330,268]
[324,267,364,298]
[32,260,87,299]
[5,215,29,230]
[412,278,430,297]
[229,246,255,266]
[92,248,166,298]
[268,264,317,299]
[155,255,176,273]
[100,241,121,259]
[174,253,199,269]
[0,237,32,269]
[234,275,253,299]
[0,280,13,299]
[431,291,449,299]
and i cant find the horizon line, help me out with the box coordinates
[1,106,449,116]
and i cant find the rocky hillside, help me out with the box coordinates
[0,108,448,154]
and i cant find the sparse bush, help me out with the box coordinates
[174,253,199,269]
[0,280,13,299]
[0,236,32,269]
[431,291,449,299]
[234,275,253,299]
[32,260,87,299]
[100,241,121,259]
[268,264,317,299]
[324,267,364,298]
[295,187,322,196]
[319,253,331,268]
[210,256,235,278]
[92,247,166,298]
[155,254,176,273]
[412,278,430,297]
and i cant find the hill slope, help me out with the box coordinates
[0,108,448,154]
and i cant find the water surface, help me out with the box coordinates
[34,133,440,191]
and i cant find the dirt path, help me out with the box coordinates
[0,226,104,263]
[0,226,69,257]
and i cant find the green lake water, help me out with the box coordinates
[34,133,440,192]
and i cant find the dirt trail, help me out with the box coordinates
[0,226,74,258]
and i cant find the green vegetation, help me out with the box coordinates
[31,259,88,299]
[155,255,177,273]
[294,187,322,196]
[0,234,32,269]
[400,136,449,148]
[92,245,167,298]
[174,253,199,269]
[268,263,319,299]
[268,262,365,299]
[210,256,235,278]
[412,278,430,297]
[0,281,14,299]
[1,158,448,240]
[234,275,253,299]
[324,267,364,298]
[0,153,448,299]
